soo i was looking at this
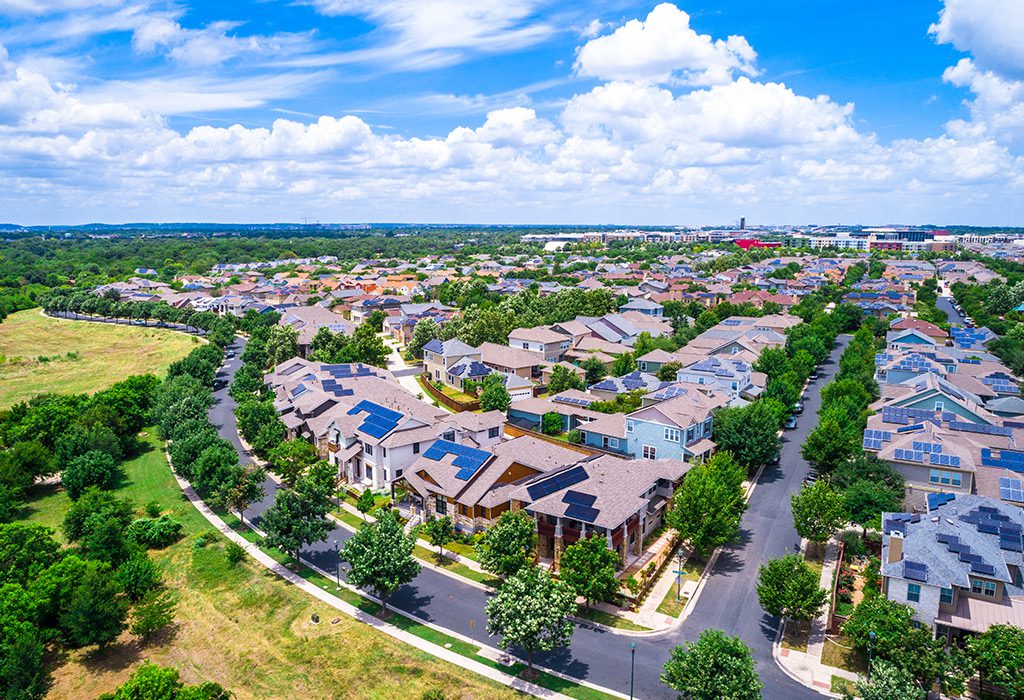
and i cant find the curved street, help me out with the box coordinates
[209,335,850,700]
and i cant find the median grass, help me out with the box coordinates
[17,431,525,700]
[0,309,197,408]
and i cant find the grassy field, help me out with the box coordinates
[0,309,198,409]
[18,431,526,700]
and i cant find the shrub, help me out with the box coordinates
[144,500,163,518]
[840,530,867,557]
[225,541,246,566]
[129,515,184,549]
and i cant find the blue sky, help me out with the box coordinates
[0,1,1022,225]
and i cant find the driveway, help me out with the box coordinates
[209,336,850,699]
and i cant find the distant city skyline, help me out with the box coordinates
[0,1,1022,225]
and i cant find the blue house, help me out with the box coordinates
[621,391,727,461]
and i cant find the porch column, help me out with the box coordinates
[620,521,629,565]
[580,522,587,540]
[553,518,564,570]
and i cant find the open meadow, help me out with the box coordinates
[0,309,198,409]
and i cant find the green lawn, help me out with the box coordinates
[0,309,198,408]
[655,554,707,618]
[576,607,651,632]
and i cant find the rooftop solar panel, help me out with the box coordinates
[904,560,929,582]
[526,465,589,501]
[359,421,392,439]
[564,503,599,523]
[562,490,597,507]
[970,562,996,576]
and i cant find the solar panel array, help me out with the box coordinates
[421,439,491,480]
[526,465,589,501]
[930,453,961,467]
[651,385,690,400]
[321,363,378,379]
[320,380,355,397]
[948,421,1012,437]
[981,448,1024,474]
[896,423,925,434]
[862,428,894,450]
[347,400,404,439]
[552,394,595,407]
[875,352,894,367]
[904,560,929,583]
[960,506,1024,554]
[722,319,742,326]
[882,406,945,425]
[999,477,1024,503]
[894,448,926,463]
[913,440,942,453]
[928,492,956,510]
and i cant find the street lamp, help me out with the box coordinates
[629,642,637,700]
[868,630,876,681]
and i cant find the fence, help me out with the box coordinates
[827,540,848,634]
[418,374,481,412]
[502,424,604,455]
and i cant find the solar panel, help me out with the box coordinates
[564,503,599,523]
[562,490,597,507]
[526,465,589,501]
[1000,536,1024,553]
[936,532,958,545]
[359,421,392,439]
[971,562,996,576]
[863,438,882,450]
[904,560,929,582]
[913,441,942,454]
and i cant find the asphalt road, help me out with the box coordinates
[209,335,850,699]
[936,294,966,326]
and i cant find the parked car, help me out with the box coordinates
[784,416,798,430]
[803,471,819,486]
[808,371,819,381]
[793,401,804,414]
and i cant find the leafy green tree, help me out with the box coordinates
[356,489,376,520]
[479,377,512,413]
[844,479,903,534]
[55,423,123,464]
[62,450,121,500]
[661,629,762,700]
[346,320,390,367]
[268,438,319,485]
[423,516,454,558]
[712,401,782,469]
[0,583,49,700]
[0,523,62,585]
[476,510,537,578]
[130,589,177,639]
[341,510,420,613]
[611,352,636,377]
[790,481,848,545]
[0,440,54,489]
[190,444,239,493]
[167,427,222,480]
[846,659,923,700]
[484,566,575,673]
[234,398,278,444]
[60,561,129,648]
[63,489,135,542]
[260,477,331,564]
[656,361,683,382]
[215,463,265,525]
[115,555,162,602]
[265,325,299,367]
[580,356,607,384]
[967,624,1024,699]
[666,452,746,558]
[408,317,439,359]
[540,411,563,435]
[98,662,229,700]
[547,364,584,394]
[558,535,619,608]
[756,554,829,623]
[801,418,855,473]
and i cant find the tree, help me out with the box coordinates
[115,554,162,601]
[63,488,134,542]
[60,562,129,648]
[666,452,746,559]
[265,325,299,367]
[657,361,682,382]
[189,444,239,493]
[356,489,376,520]
[580,356,607,384]
[967,624,1024,699]
[660,629,761,700]
[846,659,923,700]
[267,438,319,485]
[130,589,177,639]
[260,479,331,564]
[790,481,848,545]
[844,479,902,534]
[484,566,575,674]
[99,662,229,700]
[341,510,420,613]
[801,418,855,473]
[216,463,266,525]
[756,554,829,623]
[547,365,584,394]
[0,523,62,586]
[423,516,454,558]
[541,411,562,435]
[0,583,49,700]
[346,320,389,367]
[479,377,512,413]
[62,450,121,499]
[476,510,537,578]
[712,401,782,470]
[558,535,619,608]
[408,317,439,359]
[611,352,636,377]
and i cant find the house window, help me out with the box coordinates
[929,470,963,487]
[664,428,681,443]
[413,442,420,454]
[639,362,647,371]
[643,445,657,459]
[626,420,635,433]
[435,494,447,515]
[521,342,529,349]
[608,437,619,449]
[686,426,696,443]
[443,431,455,442]
[940,587,954,605]
[971,578,997,597]
[488,426,500,439]
[396,469,403,478]
[934,400,944,412]
[364,444,374,456]
[381,446,387,458]
[907,583,921,603]
[984,581,997,597]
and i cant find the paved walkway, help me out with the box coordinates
[633,553,697,629]
[172,464,591,700]
[773,540,858,697]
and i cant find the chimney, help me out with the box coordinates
[887,534,904,564]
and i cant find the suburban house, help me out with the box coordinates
[588,371,673,401]
[422,338,480,384]
[624,390,726,462]
[508,326,572,363]
[479,341,542,380]
[881,494,1024,642]
[618,298,664,317]
[279,306,355,357]
[675,356,764,402]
